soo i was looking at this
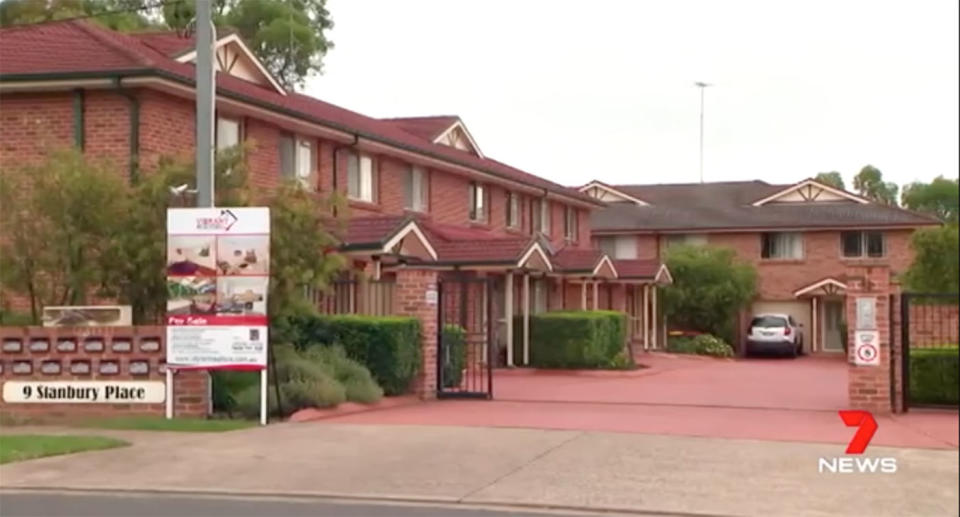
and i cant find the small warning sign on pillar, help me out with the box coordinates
[853,330,880,366]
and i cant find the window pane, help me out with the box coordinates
[532,199,542,231]
[278,134,295,178]
[404,167,415,209]
[866,232,884,257]
[541,201,550,233]
[841,231,862,257]
[216,117,240,150]
[359,156,373,202]
[417,168,428,210]
[598,237,616,256]
[296,140,314,184]
[614,236,637,259]
[347,153,360,198]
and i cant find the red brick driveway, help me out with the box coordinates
[311,353,959,450]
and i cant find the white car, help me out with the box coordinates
[747,313,804,357]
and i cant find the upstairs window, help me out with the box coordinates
[761,232,804,260]
[842,231,884,258]
[347,152,375,202]
[599,236,638,259]
[666,234,708,248]
[506,192,520,228]
[278,133,315,190]
[564,206,579,241]
[531,199,551,235]
[469,182,487,222]
[404,165,428,212]
[216,117,241,150]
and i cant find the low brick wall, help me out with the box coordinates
[908,303,959,347]
[0,325,208,420]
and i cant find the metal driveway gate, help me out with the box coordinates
[900,292,959,410]
[436,276,494,399]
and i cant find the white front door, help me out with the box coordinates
[822,300,845,352]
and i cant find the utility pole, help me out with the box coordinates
[695,81,711,184]
[195,0,216,207]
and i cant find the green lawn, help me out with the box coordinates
[0,435,129,464]
[77,416,256,432]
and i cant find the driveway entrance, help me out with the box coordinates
[494,353,848,411]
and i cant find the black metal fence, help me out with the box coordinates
[436,277,493,399]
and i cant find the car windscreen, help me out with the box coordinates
[751,316,787,328]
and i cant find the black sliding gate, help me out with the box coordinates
[436,277,494,399]
[900,292,959,410]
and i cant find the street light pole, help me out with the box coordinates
[695,81,711,184]
[195,0,216,208]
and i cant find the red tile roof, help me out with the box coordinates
[612,259,661,279]
[129,31,196,57]
[553,248,604,272]
[342,215,409,247]
[0,20,597,207]
[382,116,460,141]
[433,238,531,263]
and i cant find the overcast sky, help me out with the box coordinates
[305,0,959,189]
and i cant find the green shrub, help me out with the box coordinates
[285,314,421,395]
[303,346,383,403]
[211,370,259,414]
[668,334,734,358]
[440,324,467,387]
[910,347,959,406]
[234,383,277,419]
[513,311,626,369]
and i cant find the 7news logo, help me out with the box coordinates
[818,410,898,474]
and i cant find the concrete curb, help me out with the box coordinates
[0,486,738,517]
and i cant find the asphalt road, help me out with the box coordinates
[0,492,639,517]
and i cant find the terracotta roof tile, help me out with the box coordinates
[342,215,409,247]
[553,248,604,272]
[612,259,661,279]
[382,115,460,141]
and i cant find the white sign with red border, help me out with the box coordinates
[853,330,880,366]
[166,207,270,370]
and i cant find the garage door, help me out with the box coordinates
[751,300,813,353]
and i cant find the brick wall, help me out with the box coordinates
[907,303,959,347]
[845,266,894,414]
[0,325,208,419]
[393,269,438,398]
[0,92,74,172]
[708,229,916,300]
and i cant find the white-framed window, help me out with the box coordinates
[841,231,885,258]
[506,192,520,228]
[532,278,547,314]
[532,199,550,235]
[599,236,638,259]
[469,182,487,222]
[278,133,315,189]
[761,232,804,260]
[216,116,240,150]
[347,152,375,202]
[404,165,428,212]
[564,206,579,241]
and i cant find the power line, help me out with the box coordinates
[2,0,178,29]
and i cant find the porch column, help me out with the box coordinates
[505,272,514,367]
[580,280,587,310]
[592,280,599,310]
[642,284,650,350]
[522,272,531,365]
[811,297,818,353]
[651,285,658,349]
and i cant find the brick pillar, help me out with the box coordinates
[394,268,438,399]
[889,281,905,413]
[845,266,893,414]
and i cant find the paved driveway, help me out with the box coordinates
[494,352,849,411]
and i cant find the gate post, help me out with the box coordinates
[394,268,439,399]
[845,266,893,414]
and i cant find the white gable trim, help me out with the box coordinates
[578,181,649,206]
[793,278,847,297]
[382,221,438,261]
[591,255,619,278]
[654,264,674,285]
[517,242,553,272]
[177,33,286,96]
[432,120,484,158]
[752,179,868,207]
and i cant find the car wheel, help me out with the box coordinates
[789,343,798,358]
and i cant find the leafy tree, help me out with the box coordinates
[814,171,845,190]
[853,165,899,205]
[0,149,128,322]
[661,245,757,342]
[0,0,334,89]
[901,176,959,223]
[903,225,960,292]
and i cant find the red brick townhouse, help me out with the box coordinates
[581,179,940,355]
[0,20,671,372]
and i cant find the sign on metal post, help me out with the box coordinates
[166,208,270,424]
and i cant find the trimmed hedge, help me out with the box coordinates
[910,347,959,406]
[513,310,628,369]
[440,324,467,388]
[284,314,422,396]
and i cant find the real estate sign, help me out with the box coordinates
[166,208,270,370]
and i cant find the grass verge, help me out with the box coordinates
[0,434,128,464]
[77,416,256,432]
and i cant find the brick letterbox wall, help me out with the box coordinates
[0,325,208,419]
